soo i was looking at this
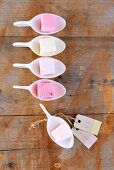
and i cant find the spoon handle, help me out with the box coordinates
[40,104,52,118]
[13,42,29,47]
[13,63,29,69]
[13,86,28,90]
[13,21,29,27]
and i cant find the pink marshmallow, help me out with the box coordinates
[38,82,55,99]
[51,123,72,143]
[41,14,55,32]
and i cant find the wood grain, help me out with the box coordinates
[0,114,110,150]
[0,114,114,169]
[0,37,114,116]
[0,142,114,170]
[0,0,114,169]
[0,0,114,37]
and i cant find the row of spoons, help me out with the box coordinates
[13,13,75,148]
[13,14,67,101]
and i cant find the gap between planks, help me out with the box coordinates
[0,113,114,117]
[1,36,114,39]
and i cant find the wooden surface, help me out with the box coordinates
[0,0,114,169]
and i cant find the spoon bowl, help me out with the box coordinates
[13,13,66,34]
[13,79,66,101]
[40,104,74,148]
[13,35,66,56]
[13,57,66,78]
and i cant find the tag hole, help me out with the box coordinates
[78,120,81,123]
[76,128,79,131]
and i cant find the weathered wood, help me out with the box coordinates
[0,114,113,169]
[0,0,114,37]
[0,0,114,169]
[0,114,113,150]
[0,144,114,170]
[0,37,114,115]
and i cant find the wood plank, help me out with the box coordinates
[0,145,114,170]
[0,114,113,169]
[0,0,114,37]
[0,37,114,115]
[0,1,114,170]
[0,114,113,150]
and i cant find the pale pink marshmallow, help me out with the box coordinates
[41,14,55,32]
[51,123,72,143]
[37,82,55,99]
[39,57,55,76]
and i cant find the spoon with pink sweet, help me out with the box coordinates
[13,57,66,79]
[40,104,74,148]
[13,13,66,34]
[13,79,66,101]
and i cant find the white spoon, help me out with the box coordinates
[13,13,66,34]
[13,79,66,101]
[13,35,66,56]
[13,57,66,79]
[40,104,74,148]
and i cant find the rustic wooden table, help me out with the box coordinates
[0,0,114,169]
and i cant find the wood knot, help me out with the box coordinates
[106,72,113,81]
[103,79,108,83]
[88,78,95,88]
[54,163,61,168]
[8,162,15,168]
[75,47,81,53]
[111,79,114,86]
[0,154,3,160]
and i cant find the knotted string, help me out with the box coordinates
[29,119,47,130]
[55,112,75,126]
[29,113,75,130]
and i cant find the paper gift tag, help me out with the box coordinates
[72,127,98,149]
[74,115,102,135]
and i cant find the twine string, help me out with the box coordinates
[29,119,47,130]
[29,113,75,129]
[55,112,75,126]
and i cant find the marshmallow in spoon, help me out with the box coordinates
[41,14,56,32]
[51,123,73,143]
[39,57,55,76]
[38,82,55,99]
[39,37,56,56]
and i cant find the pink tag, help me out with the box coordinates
[84,135,97,149]
[41,14,55,32]
[72,127,98,149]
